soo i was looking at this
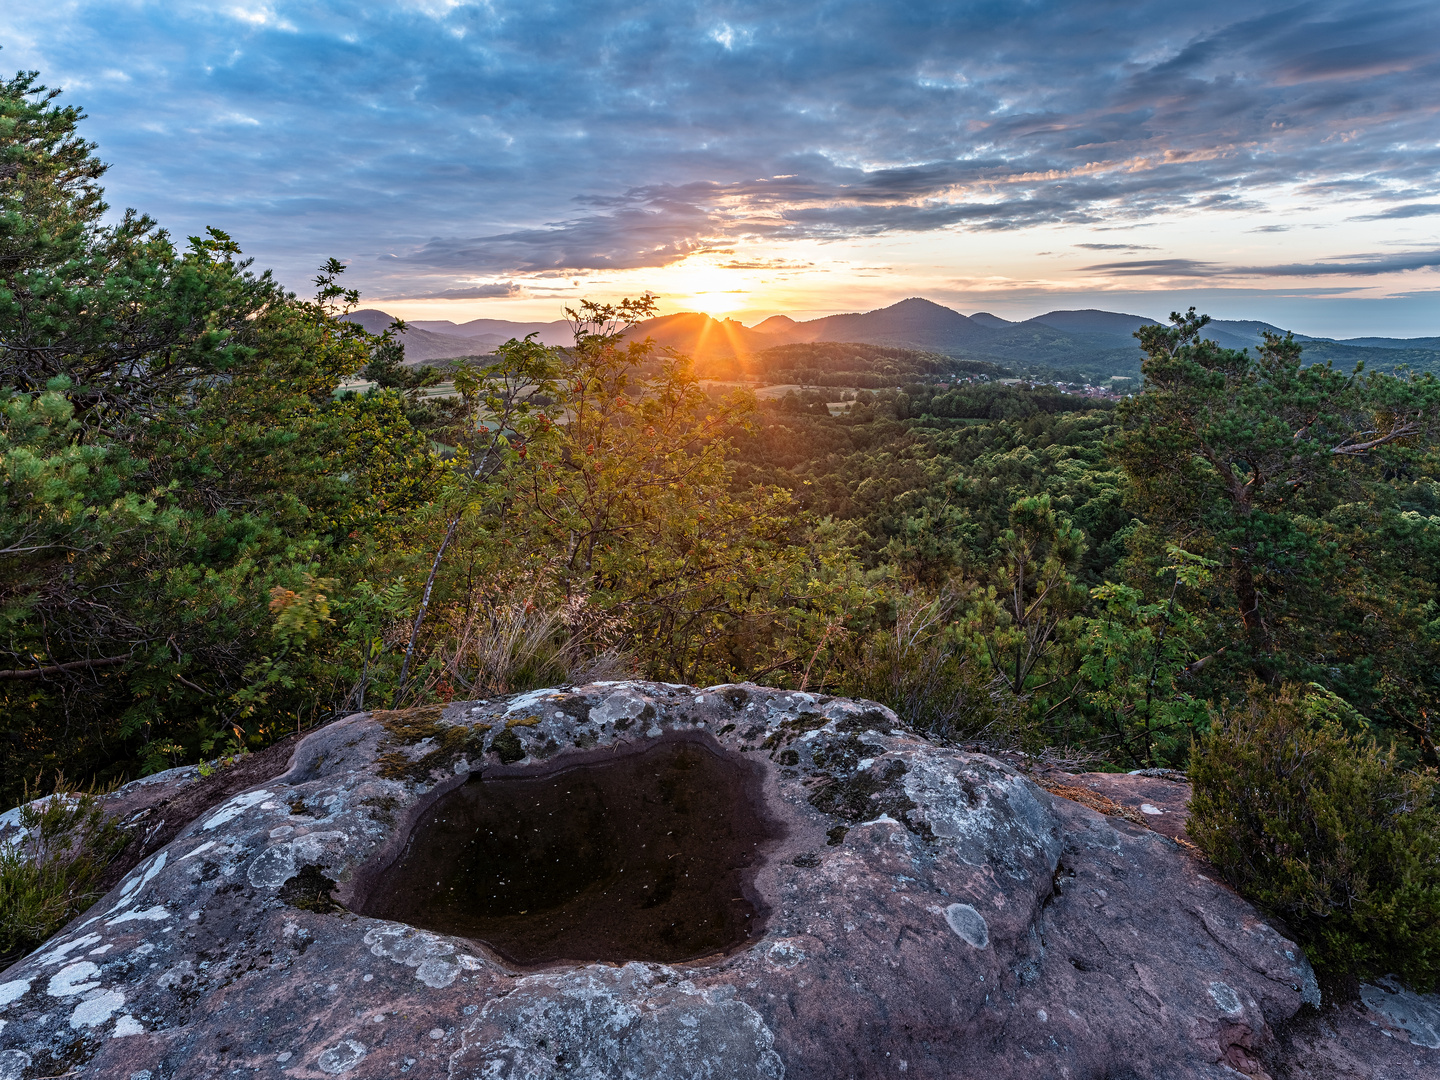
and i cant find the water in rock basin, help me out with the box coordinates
[360,736,783,966]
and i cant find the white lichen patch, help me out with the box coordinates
[247,844,296,889]
[113,1014,145,1037]
[1359,980,1440,1049]
[248,830,349,889]
[1207,981,1244,1015]
[106,852,168,914]
[295,830,348,862]
[200,789,273,832]
[903,755,1061,876]
[822,698,900,730]
[156,961,195,990]
[69,989,125,1029]
[47,962,100,997]
[504,688,562,715]
[454,963,784,1079]
[106,905,169,927]
[0,981,30,1008]
[944,904,989,948]
[31,933,102,968]
[363,924,477,988]
[316,1038,367,1073]
[415,959,461,988]
[766,940,806,969]
[179,840,216,861]
[589,689,653,727]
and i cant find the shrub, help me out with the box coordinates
[833,589,1019,744]
[0,788,127,966]
[1188,685,1440,993]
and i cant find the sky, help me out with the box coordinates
[4,1,1440,337]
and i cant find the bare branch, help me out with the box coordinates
[1330,422,1421,455]
[0,654,128,680]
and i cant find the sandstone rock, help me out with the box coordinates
[0,732,312,914]
[1032,767,1440,1078]
[1040,768,1195,842]
[0,682,1425,1078]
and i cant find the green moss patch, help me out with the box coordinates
[490,728,525,764]
[375,717,491,783]
[371,704,449,741]
[279,864,343,913]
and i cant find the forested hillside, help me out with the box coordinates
[7,68,1440,788]
[695,341,1010,385]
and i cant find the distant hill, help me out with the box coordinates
[968,312,1014,329]
[1200,319,1305,352]
[779,297,991,352]
[1023,311,1279,355]
[341,309,405,334]
[409,317,571,347]
[1028,309,1159,337]
[751,314,799,334]
[340,310,490,363]
[622,312,776,359]
[342,302,1440,381]
[1334,336,1440,351]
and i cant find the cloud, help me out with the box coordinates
[1075,243,1159,251]
[712,257,817,270]
[1237,251,1440,276]
[378,281,524,300]
[1352,203,1440,220]
[3,0,1438,292]
[1082,258,1221,277]
[401,200,720,272]
[1084,249,1440,277]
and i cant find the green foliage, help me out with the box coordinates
[734,388,1128,583]
[509,303,817,681]
[1067,547,1215,766]
[1117,308,1440,763]
[0,788,126,965]
[397,298,853,694]
[1189,685,1440,992]
[898,382,1110,423]
[830,588,1017,743]
[0,73,444,799]
[967,494,1087,698]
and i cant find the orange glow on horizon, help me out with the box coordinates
[674,289,749,316]
[648,259,766,317]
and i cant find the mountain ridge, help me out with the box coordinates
[346,300,1440,378]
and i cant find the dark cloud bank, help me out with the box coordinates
[7,0,1439,298]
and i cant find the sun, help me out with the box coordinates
[659,262,754,317]
[681,288,748,317]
